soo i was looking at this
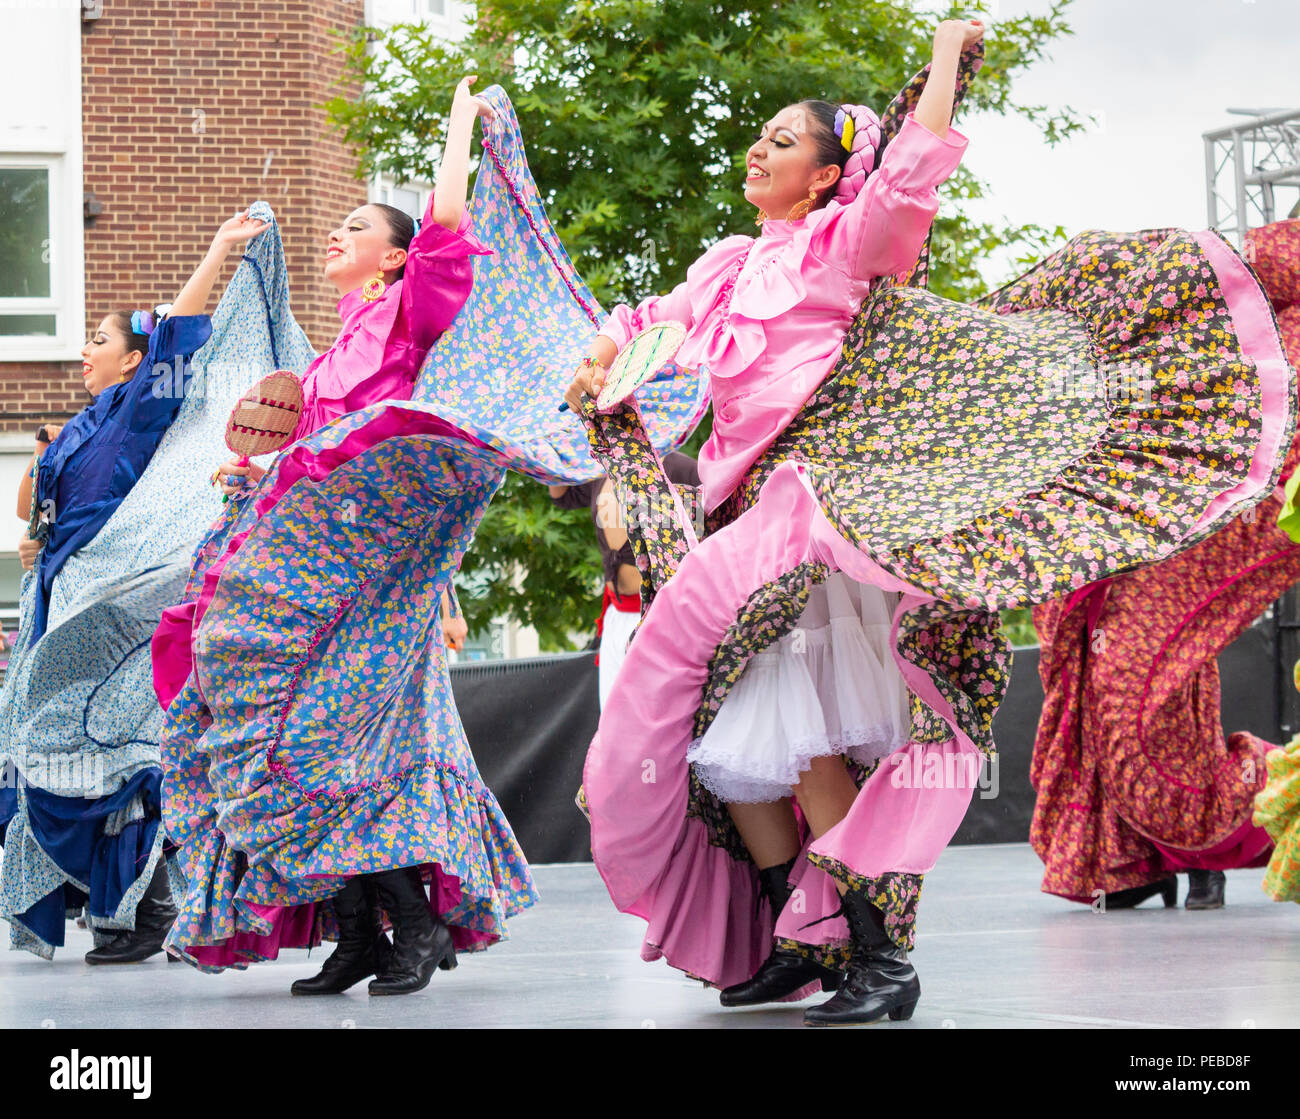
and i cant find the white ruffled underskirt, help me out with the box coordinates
[686,572,911,804]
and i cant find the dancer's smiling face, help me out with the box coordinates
[743,104,844,222]
[323,205,410,296]
[80,315,145,397]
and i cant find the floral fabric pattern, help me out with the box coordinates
[164,408,538,969]
[1032,219,1300,899]
[162,89,708,970]
[804,858,925,953]
[1032,500,1300,898]
[414,94,707,486]
[1255,733,1300,902]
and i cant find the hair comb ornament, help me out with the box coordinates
[834,108,856,152]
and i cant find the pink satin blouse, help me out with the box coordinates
[598,112,969,512]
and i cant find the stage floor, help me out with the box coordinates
[2,843,1296,1029]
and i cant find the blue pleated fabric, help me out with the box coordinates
[0,202,315,957]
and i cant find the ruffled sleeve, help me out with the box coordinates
[812,112,968,281]
[126,314,212,434]
[402,193,493,352]
[597,279,696,351]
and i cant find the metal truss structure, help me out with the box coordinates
[1204,107,1300,247]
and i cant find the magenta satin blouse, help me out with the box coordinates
[293,198,491,440]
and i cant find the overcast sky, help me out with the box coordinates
[958,0,1298,282]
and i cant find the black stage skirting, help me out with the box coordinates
[451,619,1284,864]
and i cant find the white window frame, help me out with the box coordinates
[369,173,433,220]
[0,7,84,364]
[365,0,469,37]
[0,155,84,361]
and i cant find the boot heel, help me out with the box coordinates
[438,946,458,971]
[888,999,918,1021]
[1160,878,1177,907]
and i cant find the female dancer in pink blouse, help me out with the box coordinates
[152,78,532,997]
[567,19,984,1025]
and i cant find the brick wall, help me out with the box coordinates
[0,361,85,430]
[1,0,367,431]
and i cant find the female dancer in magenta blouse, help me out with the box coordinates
[152,78,539,998]
[569,16,1294,1025]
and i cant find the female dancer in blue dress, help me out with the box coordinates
[0,210,268,963]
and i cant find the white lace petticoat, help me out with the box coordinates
[686,571,912,803]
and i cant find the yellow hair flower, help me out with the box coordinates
[840,114,856,152]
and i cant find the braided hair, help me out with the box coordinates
[799,100,882,209]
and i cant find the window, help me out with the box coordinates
[0,156,82,360]
[0,6,86,362]
[370,174,432,222]
[0,162,56,337]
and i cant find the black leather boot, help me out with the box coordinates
[1101,876,1177,910]
[1185,869,1226,910]
[367,867,456,996]
[719,858,842,1008]
[803,888,919,1026]
[84,861,177,965]
[291,877,392,995]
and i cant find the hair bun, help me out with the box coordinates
[832,104,882,207]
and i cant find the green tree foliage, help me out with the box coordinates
[326,0,1081,649]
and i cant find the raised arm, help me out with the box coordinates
[169,211,269,317]
[398,79,496,353]
[913,20,983,140]
[432,76,495,232]
[815,20,982,281]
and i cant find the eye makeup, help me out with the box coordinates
[756,124,797,147]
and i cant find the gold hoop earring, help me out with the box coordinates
[361,270,386,302]
[786,188,818,223]
[754,209,770,227]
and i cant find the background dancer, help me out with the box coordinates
[548,451,699,707]
[1030,218,1300,913]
